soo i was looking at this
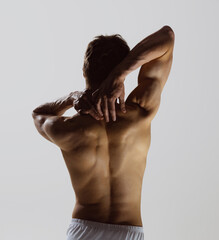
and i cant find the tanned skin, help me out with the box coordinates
[32,25,175,227]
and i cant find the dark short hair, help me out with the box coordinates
[83,34,130,90]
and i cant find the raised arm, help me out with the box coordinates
[93,25,175,121]
[113,25,174,88]
[32,91,103,147]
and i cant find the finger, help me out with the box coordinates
[119,96,126,113]
[95,98,103,117]
[78,109,90,115]
[103,96,109,122]
[92,89,100,99]
[91,105,104,120]
[88,107,102,120]
[74,97,89,112]
[85,98,102,119]
[91,90,103,118]
[108,97,116,121]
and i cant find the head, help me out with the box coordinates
[83,34,130,91]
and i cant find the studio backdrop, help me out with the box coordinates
[0,1,218,240]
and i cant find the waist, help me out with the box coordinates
[72,201,143,227]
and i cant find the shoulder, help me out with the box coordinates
[43,115,77,151]
[43,114,101,151]
[126,79,162,114]
[116,101,153,125]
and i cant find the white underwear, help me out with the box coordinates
[66,218,144,240]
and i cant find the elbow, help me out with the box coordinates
[32,106,42,118]
[32,109,39,119]
[162,25,175,40]
[32,111,36,118]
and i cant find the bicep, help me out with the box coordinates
[137,37,174,89]
[126,39,174,120]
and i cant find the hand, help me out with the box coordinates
[92,75,126,122]
[72,90,104,121]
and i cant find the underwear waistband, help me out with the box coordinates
[69,218,144,233]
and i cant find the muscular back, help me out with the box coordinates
[38,26,174,228]
[51,101,152,227]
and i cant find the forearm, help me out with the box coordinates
[112,25,174,80]
[32,91,80,116]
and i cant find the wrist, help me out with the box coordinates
[112,53,134,81]
[69,91,81,106]
[110,66,126,83]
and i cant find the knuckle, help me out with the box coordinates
[108,97,115,103]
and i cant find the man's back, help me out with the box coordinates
[32,26,174,239]
[59,101,152,227]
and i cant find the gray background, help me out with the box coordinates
[0,0,218,239]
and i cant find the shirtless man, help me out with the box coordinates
[32,25,175,240]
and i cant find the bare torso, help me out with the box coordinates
[33,26,175,228]
[59,101,152,227]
